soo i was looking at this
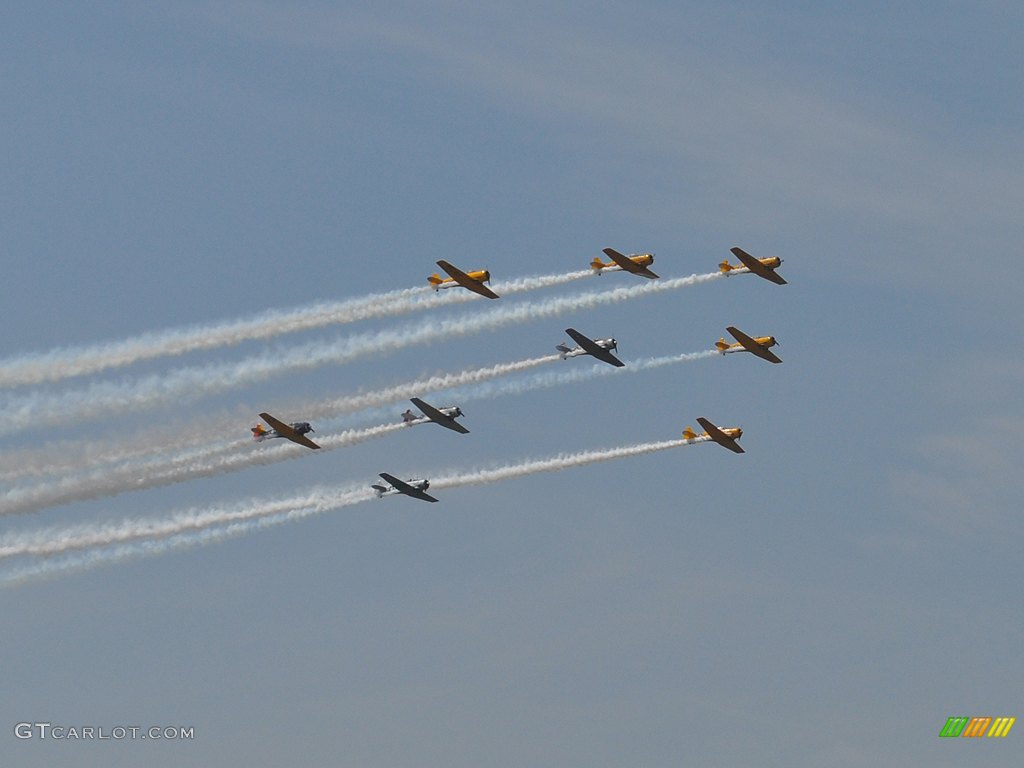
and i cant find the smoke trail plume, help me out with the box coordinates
[0,271,724,435]
[0,354,561,485]
[0,350,717,515]
[0,423,404,517]
[0,437,699,584]
[421,350,721,410]
[0,270,593,387]
[306,354,563,420]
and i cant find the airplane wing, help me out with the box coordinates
[378,472,439,503]
[696,417,744,453]
[435,260,500,299]
[726,326,782,364]
[602,248,659,279]
[258,412,321,450]
[564,328,625,367]
[409,397,469,434]
[730,247,787,285]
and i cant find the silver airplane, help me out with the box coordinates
[401,397,469,434]
[372,473,439,503]
[556,327,625,367]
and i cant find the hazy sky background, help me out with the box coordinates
[2,2,1021,766]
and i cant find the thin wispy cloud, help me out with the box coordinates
[201,1,1023,286]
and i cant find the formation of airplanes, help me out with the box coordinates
[424,247,784,300]
[250,246,785,501]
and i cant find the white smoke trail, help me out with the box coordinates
[0,429,237,485]
[0,423,404,517]
[305,353,562,421]
[217,348,717,435]
[0,271,724,436]
[310,349,723,433]
[0,488,375,584]
[418,350,721,412]
[0,487,369,559]
[0,354,561,485]
[0,437,704,584]
[0,270,595,388]
[0,350,718,515]
[431,438,697,489]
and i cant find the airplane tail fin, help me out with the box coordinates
[251,424,268,440]
[718,260,734,273]
[371,484,387,497]
[590,257,605,271]
[555,343,572,358]
[682,426,698,440]
[715,338,730,352]
[427,273,444,288]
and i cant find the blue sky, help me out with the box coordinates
[2,2,1022,766]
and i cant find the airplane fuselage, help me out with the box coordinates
[428,270,491,290]
[716,336,777,354]
[590,253,654,273]
[373,479,431,498]
[682,426,742,442]
[252,421,313,442]
[719,256,782,274]
[402,406,463,425]
[557,338,616,359]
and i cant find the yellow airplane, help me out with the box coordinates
[719,246,786,285]
[428,260,499,299]
[682,417,744,453]
[715,326,782,364]
[590,248,659,279]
